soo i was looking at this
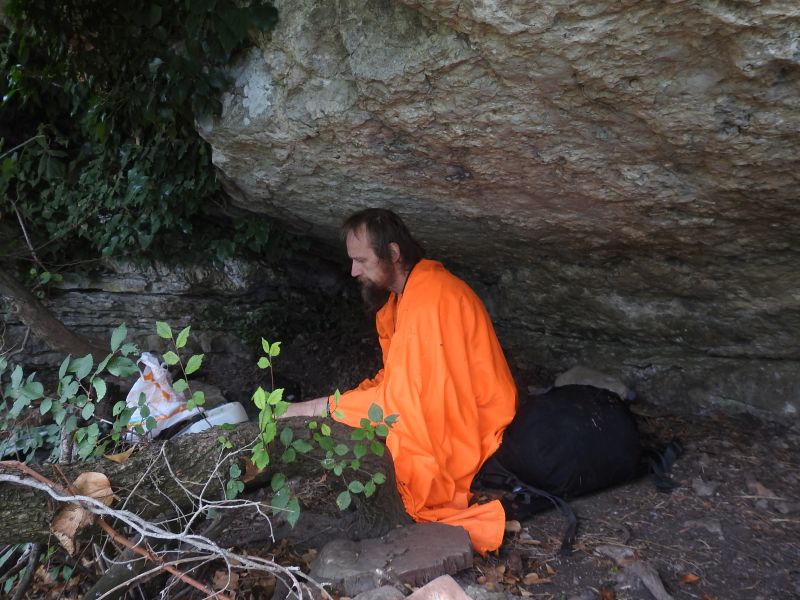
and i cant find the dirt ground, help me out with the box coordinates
[462,406,800,600]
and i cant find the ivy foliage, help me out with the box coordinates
[0,0,277,268]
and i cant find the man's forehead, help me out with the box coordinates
[346,226,374,255]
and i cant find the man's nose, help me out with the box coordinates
[351,262,362,278]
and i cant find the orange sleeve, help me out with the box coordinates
[330,295,397,427]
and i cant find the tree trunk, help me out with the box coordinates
[0,418,408,546]
[0,265,106,358]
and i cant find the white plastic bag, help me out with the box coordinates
[125,352,193,440]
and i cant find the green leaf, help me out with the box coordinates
[291,439,313,454]
[92,378,107,401]
[112,400,126,416]
[286,497,301,527]
[272,486,290,509]
[229,463,242,479]
[308,421,317,430]
[156,321,172,339]
[173,378,188,393]
[334,443,349,456]
[371,441,385,457]
[58,355,71,380]
[271,472,286,493]
[110,324,127,352]
[107,356,138,377]
[376,424,389,438]
[257,356,270,369]
[187,390,205,409]
[40,397,53,415]
[95,353,113,375]
[318,436,334,452]
[281,447,296,463]
[68,354,94,380]
[267,389,283,405]
[350,429,367,441]
[162,351,179,366]
[372,472,387,485]
[274,401,290,419]
[269,342,281,357]
[336,490,352,510]
[333,463,343,476]
[348,480,364,494]
[385,414,400,426]
[9,397,30,418]
[367,403,383,423]
[253,387,266,410]
[252,444,270,470]
[321,423,332,437]
[359,418,371,428]
[334,409,344,420]
[175,326,191,349]
[364,480,376,498]
[354,443,367,459]
[145,416,158,431]
[279,427,294,446]
[185,354,204,375]
[120,343,139,357]
[226,479,244,499]
[350,459,361,470]
[261,421,277,444]
[261,338,271,354]
[20,381,44,400]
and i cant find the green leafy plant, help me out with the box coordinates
[249,342,400,523]
[0,323,139,461]
[155,321,205,410]
[0,0,279,275]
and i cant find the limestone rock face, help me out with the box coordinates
[199,0,800,417]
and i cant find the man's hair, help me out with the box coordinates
[342,208,425,269]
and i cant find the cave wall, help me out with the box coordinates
[196,0,800,417]
[2,255,379,407]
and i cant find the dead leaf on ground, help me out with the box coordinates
[682,573,701,584]
[545,563,556,575]
[600,585,616,600]
[51,472,113,556]
[104,447,135,464]
[241,456,263,483]
[211,569,239,591]
[518,537,542,545]
[519,591,533,598]
[522,572,552,585]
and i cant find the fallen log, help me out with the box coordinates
[0,417,408,546]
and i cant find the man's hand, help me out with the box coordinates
[279,396,329,419]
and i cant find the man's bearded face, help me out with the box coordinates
[358,259,392,310]
[346,228,393,310]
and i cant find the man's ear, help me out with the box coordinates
[388,242,401,264]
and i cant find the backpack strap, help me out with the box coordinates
[475,456,579,555]
[640,438,684,492]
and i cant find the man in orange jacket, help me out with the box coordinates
[281,209,518,552]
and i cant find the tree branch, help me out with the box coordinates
[0,264,105,357]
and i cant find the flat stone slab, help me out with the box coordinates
[309,523,473,597]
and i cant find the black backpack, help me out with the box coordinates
[474,384,682,554]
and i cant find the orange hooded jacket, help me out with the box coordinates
[330,259,517,552]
